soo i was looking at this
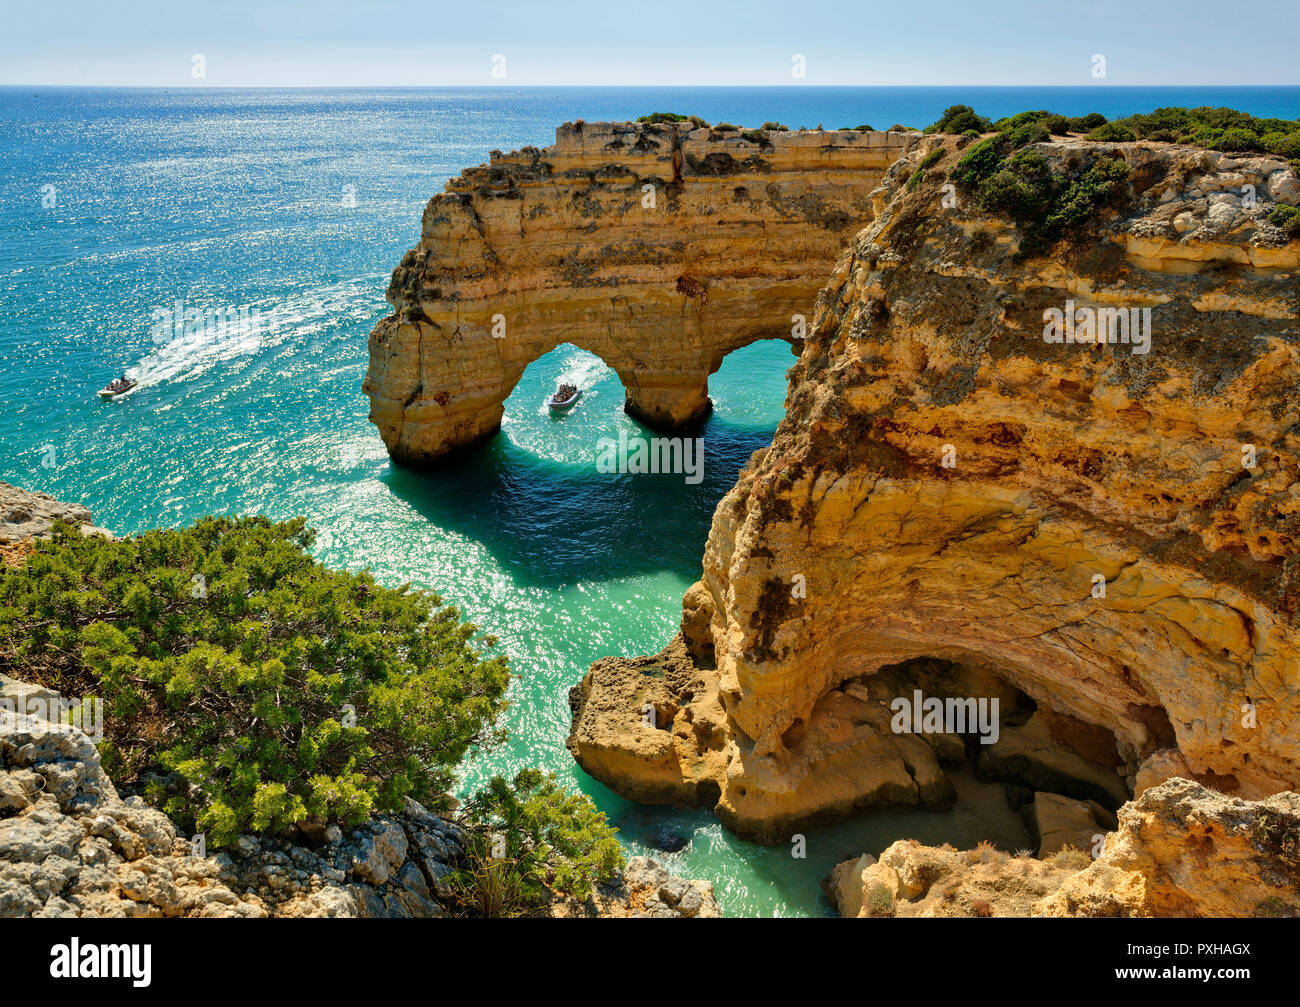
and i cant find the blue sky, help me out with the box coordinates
[2,0,1297,86]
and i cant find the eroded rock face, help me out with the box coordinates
[826,842,1080,918]
[1036,777,1300,917]
[827,779,1300,918]
[569,136,1300,841]
[0,482,110,545]
[0,696,716,918]
[364,122,915,464]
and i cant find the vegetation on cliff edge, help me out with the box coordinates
[449,769,624,916]
[0,518,510,847]
[925,104,1300,158]
[949,123,1132,255]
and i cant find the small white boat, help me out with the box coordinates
[547,383,581,411]
[98,377,137,399]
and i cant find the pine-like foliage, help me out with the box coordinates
[451,769,624,915]
[0,517,510,847]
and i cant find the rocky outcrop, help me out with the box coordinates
[569,135,1300,841]
[1025,792,1117,856]
[557,857,722,919]
[0,698,718,919]
[825,842,1081,918]
[0,483,110,566]
[364,122,915,464]
[827,779,1300,917]
[1036,777,1300,917]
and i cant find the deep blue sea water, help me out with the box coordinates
[2,86,1296,915]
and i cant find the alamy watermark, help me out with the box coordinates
[595,430,704,485]
[890,689,1000,745]
[149,298,265,347]
[1043,300,1151,355]
[0,694,104,742]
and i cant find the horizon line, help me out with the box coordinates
[3,83,1299,90]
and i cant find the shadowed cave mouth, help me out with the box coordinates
[794,656,1168,854]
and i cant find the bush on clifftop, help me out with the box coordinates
[924,104,993,135]
[0,518,510,847]
[637,112,710,128]
[950,124,1131,255]
[928,104,1300,157]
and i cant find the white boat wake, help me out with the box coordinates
[125,275,385,389]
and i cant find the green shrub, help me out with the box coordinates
[907,147,946,190]
[992,110,1051,131]
[1004,121,1051,148]
[1086,121,1137,142]
[1069,113,1108,132]
[924,104,993,135]
[687,115,710,129]
[761,121,789,131]
[952,135,1008,188]
[1188,105,1263,132]
[957,123,1130,255]
[1044,114,1070,135]
[1099,106,1300,156]
[1182,125,1225,147]
[1219,127,1263,151]
[1269,203,1300,235]
[714,122,739,131]
[977,150,1053,219]
[1262,132,1300,159]
[449,769,624,915]
[637,112,689,124]
[1117,106,1187,137]
[0,518,510,847]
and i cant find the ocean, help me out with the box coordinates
[2,85,1296,916]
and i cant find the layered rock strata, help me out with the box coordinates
[364,122,915,464]
[569,135,1300,842]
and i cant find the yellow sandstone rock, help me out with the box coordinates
[569,135,1300,842]
[364,122,916,464]
[828,779,1300,918]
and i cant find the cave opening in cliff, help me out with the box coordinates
[837,655,1131,854]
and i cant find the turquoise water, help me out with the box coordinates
[3,86,1297,915]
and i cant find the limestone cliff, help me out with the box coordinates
[0,686,719,919]
[827,778,1300,918]
[568,134,1300,843]
[364,122,914,464]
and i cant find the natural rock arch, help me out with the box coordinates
[364,121,915,465]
